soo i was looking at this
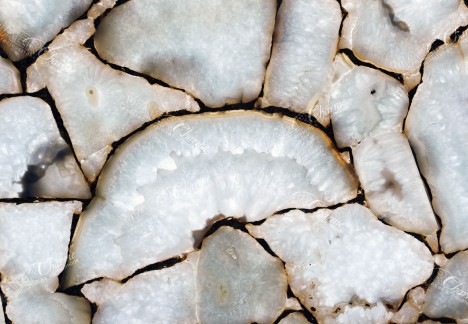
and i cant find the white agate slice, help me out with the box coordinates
[82,255,198,323]
[27,19,199,182]
[340,0,468,84]
[197,227,287,323]
[248,204,433,319]
[405,36,468,253]
[317,57,408,145]
[258,0,341,113]
[0,202,81,297]
[353,132,437,235]
[423,251,468,320]
[6,291,90,324]
[0,97,90,199]
[0,202,90,323]
[0,0,92,61]
[0,57,21,95]
[65,111,358,287]
[279,312,310,324]
[316,56,436,237]
[94,0,276,107]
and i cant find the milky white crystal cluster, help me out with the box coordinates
[248,204,433,321]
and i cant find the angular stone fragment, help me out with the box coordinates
[393,287,425,324]
[406,36,468,253]
[316,56,408,142]
[82,255,198,323]
[65,111,358,287]
[28,19,199,182]
[94,0,276,107]
[197,227,287,323]
[0,0,92,61]
[0,202,90,324]
[258,0,341,113]
[0,202,81,296]
[0,97,90,199]
[423,251,468,320]
[340,0,468,85]
[0,57,21,94]
[317,56,436,237]
[248,204,433,320]
[278,312,310,324]
[353,132,437,235]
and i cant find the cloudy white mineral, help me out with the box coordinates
[406,35,468,253]
[248,204,434,321]
[258,0,341,113]
[197,227,287,323]
[0,202,90,323]
[340,0,468,86]
[84,227,287,323]
[315,55,436,238]
[0,96,90,199]
[0,0,92,61]
[0,57,21,95]
[94,0,276,107]
[65,111,358,287]
[83,255,198,323]
[28,19,199,181]
[423,251,468,320]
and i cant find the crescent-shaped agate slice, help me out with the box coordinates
[65,110,358,287]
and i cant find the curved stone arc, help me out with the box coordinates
[65,110,358,287]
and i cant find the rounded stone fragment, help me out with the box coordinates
[406,36,468,253]
[423,251,468,320]
[197,227,287,323]
[249,204,434,320]
[65,111,358,287]
[0,97,90,199]
[94,0,276,107]
[258,0,341,113]
[0,57,21,95]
